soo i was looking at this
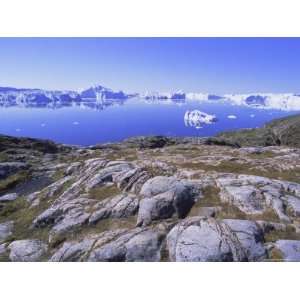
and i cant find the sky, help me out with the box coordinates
[0,38,300,94]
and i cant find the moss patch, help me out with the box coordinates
[0,196,52,244]
[88,184,120,201]
[0,171,31,193]
[264,225,300,243]
[188,185,221,217]
[268,248,284,262]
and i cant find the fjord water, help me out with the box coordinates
[0,98,298,146]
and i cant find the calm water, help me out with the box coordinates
[0,98,298,146]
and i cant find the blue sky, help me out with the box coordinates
[0,38,300,94]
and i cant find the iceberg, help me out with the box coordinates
[227,115,237,119]
[184,110,217,129]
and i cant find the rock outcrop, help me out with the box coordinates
[1,119,300,261]
[167,217,265,262]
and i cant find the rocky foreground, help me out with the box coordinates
[1,116,300,261]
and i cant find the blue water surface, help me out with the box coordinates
[0,98,298,146]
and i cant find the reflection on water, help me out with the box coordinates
[0,98,127,111]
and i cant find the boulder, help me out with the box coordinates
[137,176,199,226]
[167,217,266,262]
[50,239,95,262]
[8,239,48,262]
[88,227,165,262]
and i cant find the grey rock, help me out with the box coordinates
[222,219,266,261]
[33,197,98,243]
[216,174,300,222]
[65,162,82,175]
[137,191,175,226]
[89,194,139,224]
[50,239,95,262]
[50,227,165,262]
[50,211,90,243]
[50,230,126,262]
[269,240,300,261]
[85,162,133,191]
[8,239,48,262]
[26,175,74,206]
[137,176,199,226]
[113,167,150,193]
[140,176,181,197]
[167,217,265,262]
[0,193,18,202]
[88,227,165,262]
[285,195,300,218]
[0,221,14,243]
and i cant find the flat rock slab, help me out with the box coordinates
[51,226,166,262]
[167,217,266,262]
[216,174,300,222]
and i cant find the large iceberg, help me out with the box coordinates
[80,84,133,100]
[184,110,217,129]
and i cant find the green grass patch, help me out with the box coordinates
[88,184,120,201]
[0,171,30,193]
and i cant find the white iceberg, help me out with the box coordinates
[227,115,237,119]
[184,110,217,129]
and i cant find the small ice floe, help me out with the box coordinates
[15,128,21,132]
[227,115,237,119]
[184,110,217,129]
[72,121,80,125]
[250,114,255,118]
[41,123,46,127]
